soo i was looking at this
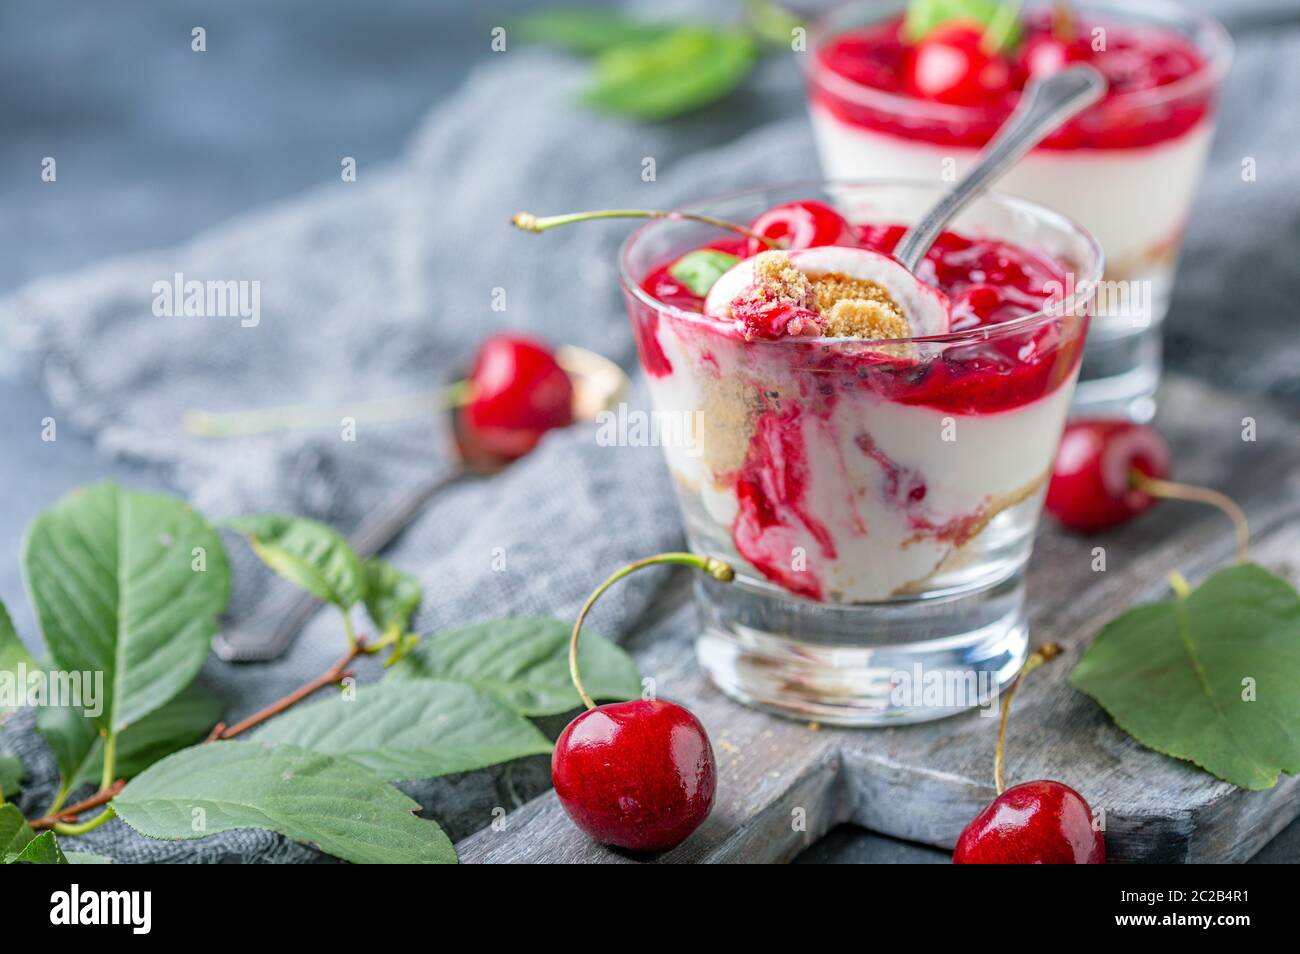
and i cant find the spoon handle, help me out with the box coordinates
[894,65,1108,274]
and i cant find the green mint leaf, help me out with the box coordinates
[254,679,551,782]
[585,28,757,121]
[0,600,38,718]
[363,557,422,641]
[23,482,231,733]
[514,10,676,55]
[9,830,67,864]
[1071,563,1300,790]
[114,741,457,864]
[225,514,365,609]
[0,803,36,856]
[0,756,22,801]
[903,0,1022,51]
[668,249,741,297]
[66,851,113,864]
[39,681,223,793]
[386,617,642,716]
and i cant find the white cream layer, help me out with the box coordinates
[809,103,1213,271]
[646,314,1074,601]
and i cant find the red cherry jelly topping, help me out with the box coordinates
[814,13,1213,149]
[637,223,1075,413]
[903,24,1014,107]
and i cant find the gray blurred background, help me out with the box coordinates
[1,0,1296,863]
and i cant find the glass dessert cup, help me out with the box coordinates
[620,181,1102,725]
[806,0,1231,421]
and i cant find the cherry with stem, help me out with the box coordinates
[553,552,732,853]
[567,552,734,710]
[953,641,1106,864]
[1046,419,1250,562]
[513,209,780,249]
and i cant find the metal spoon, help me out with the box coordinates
[893,65,1107,274]
[213,345,629,661]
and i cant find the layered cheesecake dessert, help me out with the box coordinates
[809,3,1225,283]
[627,199,1090,603]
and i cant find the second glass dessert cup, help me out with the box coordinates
[805,0,1231,421]
[620,181,1102,725]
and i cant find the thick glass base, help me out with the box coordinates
[694,571,1028,726]
[1071,284,1168,422]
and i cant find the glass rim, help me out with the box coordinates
[802,0,1234,123]
[616,178,1105,348]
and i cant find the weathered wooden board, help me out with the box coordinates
[457,375,1300,863]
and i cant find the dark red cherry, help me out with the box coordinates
[458,334,574,463]
[1045,420,1170,532]
[904,24,1012,107]
[747,200,853,256]
[552,698,716,854]
[953,780,1105,864]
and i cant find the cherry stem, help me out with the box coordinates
[1130,470,1250,564]
[1052,0,1074,41]
[994,642,1061,796]
[569,552,735,710]
[206,638,365,742]
[512,209,781,250]
[980,0,1025,55]
[184,381,472,438]
[29,780,125,832]
[32,639,367,831]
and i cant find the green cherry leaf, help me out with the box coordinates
[386,617,642,716]
[668,249,741,297]
[363,558,422,642]
[38,681,223,793]
[0,601,38,718]
[514,9,676,55]
[585,28,757,121]
[22,482,231,733]
[0,803,36,856]
[225,515,365,609]
[0,756,23,801]
[1071,564,1300,790]
[254,679,551,782]
[114,741,457,864]
[903,0,1023,52]
[9,830,67,864]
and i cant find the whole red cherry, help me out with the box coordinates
[746,200,853,256]
[953,780,1105,864]
[552,698,716,854]
[1045,420,1171,532]
[904,24,1013,107]
[458,334,574,463]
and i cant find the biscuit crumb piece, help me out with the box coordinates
[746,251,814,308]
[823,299,912,339]
[812,273,910,339]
